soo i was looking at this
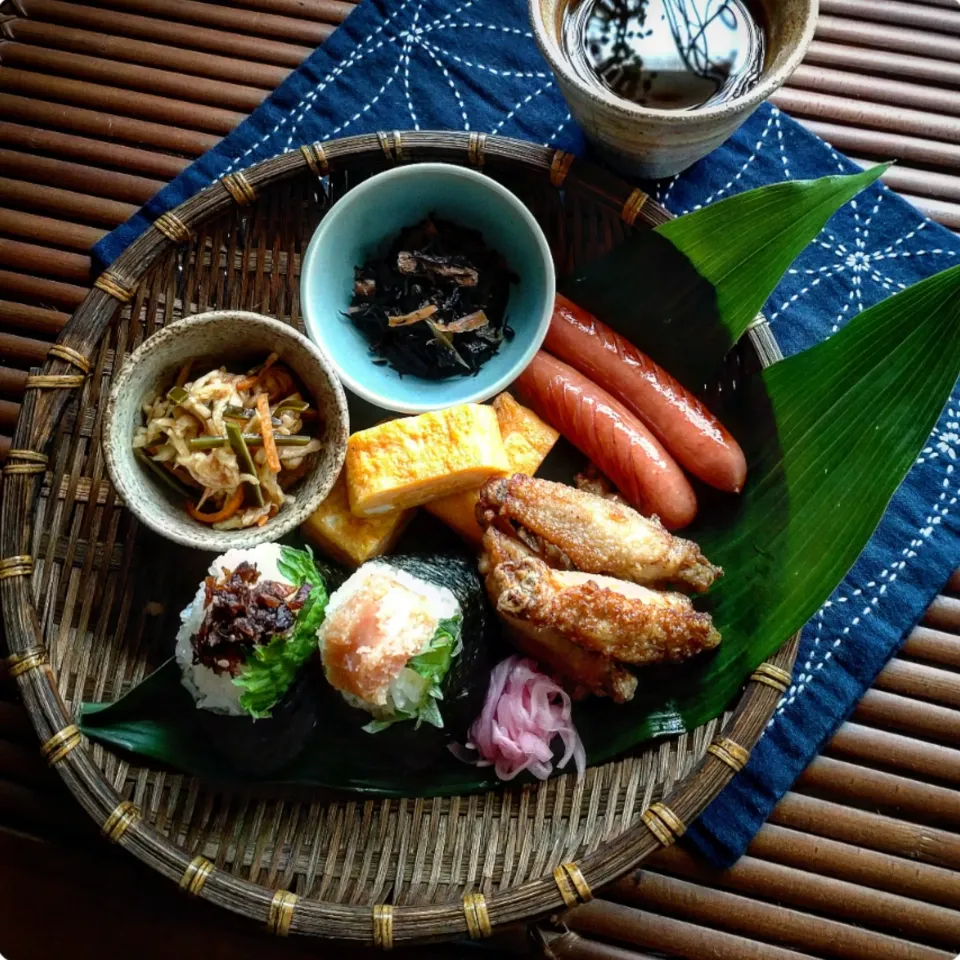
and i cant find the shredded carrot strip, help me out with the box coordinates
[257,514,269,527]
[186,486,244,524]
[257,392,281,473]
[261,352,279,374]
[260,365,294,400]
[175,361,192,388]
[236,353,279,393]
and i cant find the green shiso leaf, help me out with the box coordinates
[361,718,395,735]
[233,585,327,719]
[410,616,460,687]
[233,545,328,719]
[362,615,460,734]
[277,543,324,589]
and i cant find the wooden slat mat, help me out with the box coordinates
[0,2,959,957]
[1,575,957,960]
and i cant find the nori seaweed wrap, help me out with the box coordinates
[195,669,321,777]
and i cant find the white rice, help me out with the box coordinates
[175,542,294,716]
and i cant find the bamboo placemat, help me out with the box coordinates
[1,574,957,958]
[0,0,959,956]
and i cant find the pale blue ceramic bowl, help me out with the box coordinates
[300,163,555,414]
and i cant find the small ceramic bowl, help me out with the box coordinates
[103,310,349,552]
[531,0,818,179]
[300,163,555,415]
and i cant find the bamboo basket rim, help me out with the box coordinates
[0,130,799,944]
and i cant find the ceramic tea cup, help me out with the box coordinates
[531,0,818,179]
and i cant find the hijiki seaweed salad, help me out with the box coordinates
[347,217,516,378]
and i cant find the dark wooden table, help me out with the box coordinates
[1,1,960,957]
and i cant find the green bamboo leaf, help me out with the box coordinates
[563,166,886,385]
[655,164,887,348]
[578,261,960,762]
[705,264,960,651]
[79,657,498,794]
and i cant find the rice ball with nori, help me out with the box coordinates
[317,554,489,743]
[175,542,332,775]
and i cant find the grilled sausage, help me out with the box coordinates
[546,294,747,493]
[514,351,698,529]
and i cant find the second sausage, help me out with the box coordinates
[514,351,698,529]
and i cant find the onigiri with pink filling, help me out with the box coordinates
[316,553,490,748]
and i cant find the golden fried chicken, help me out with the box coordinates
[480,529,637,702]
[573,464,628,505]
[496,608,640,703]
[487,557,720,665]
[479,524,535,569]
[477,474,720,592]
[477,478,722,702]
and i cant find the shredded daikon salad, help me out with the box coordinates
[132,354,322,530]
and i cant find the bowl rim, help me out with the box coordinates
[529,0,820,124]
[300,162,557,415]
[102,309,349,551]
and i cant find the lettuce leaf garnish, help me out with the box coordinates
[233,546,327,719]
[363,616,461,734]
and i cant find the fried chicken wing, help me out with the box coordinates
[477,475,720,592]
[573,464,627,504]
[480,529,637,702]
[477,481,721,702]
[497,609,639,702]
[488,557,720,666]
[479,525,536,570]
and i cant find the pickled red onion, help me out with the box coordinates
[451,656,586,781]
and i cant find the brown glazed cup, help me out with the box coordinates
[531,0,818,179]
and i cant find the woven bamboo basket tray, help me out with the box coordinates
[0,131,798,945]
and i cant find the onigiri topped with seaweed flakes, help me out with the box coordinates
[176,542,330,718]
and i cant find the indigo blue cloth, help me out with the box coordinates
[94,0,960,867]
